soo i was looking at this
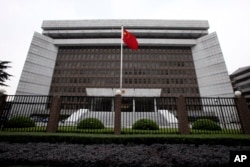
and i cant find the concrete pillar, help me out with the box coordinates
[47,96,61,133]
[0,94,7,128]
[235,96,250,134]
[176,95,190,134]
[114,93,122,135]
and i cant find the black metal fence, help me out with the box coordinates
[0,95,51,132]
[118,97,178,134]
[0,95,246,134]
[185,97,242,134]
[247,98,250,110]
[56,97,179,134]
[58,96,114,133]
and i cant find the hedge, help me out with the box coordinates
[0,133,249,146]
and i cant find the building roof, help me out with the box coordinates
[41,20,209,46]
[230,66,250,76]
[42,19,209,30]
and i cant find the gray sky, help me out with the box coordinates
[0,0,250,94]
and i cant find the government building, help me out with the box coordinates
[16,20,234,98]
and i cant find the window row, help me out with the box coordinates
[51,87,86,93]
[52,77,197,85]
[55,61,194,69]
[53,68,195,76]
[57,54,192,61]
[162,87,199,94]
[124,78,197,85]
[59,47,191,53]
[50,86,199,95]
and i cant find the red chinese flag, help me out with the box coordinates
[123,29,138,50]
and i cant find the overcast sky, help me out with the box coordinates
[0,0,250,94]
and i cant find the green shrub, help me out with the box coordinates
[132,119,159,130]
[188,116,219,123]
[192,119,221,131]
[4,116,36,128]
[77,118,105,129]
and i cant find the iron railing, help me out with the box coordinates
[58,96,114,133]
[185,97,242,134]
[119,97,178,134]
[246,98,250,110]
[0,95,52,132]
[56,96,179,134]
[0,95,246,134]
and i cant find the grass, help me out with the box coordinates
[1,131,250,140]
[57,127,114,134]
[1,126,242,135]
[57,126,180,134]
[0,131,249,138]
[0,126,47,132]
[190,129,242,134]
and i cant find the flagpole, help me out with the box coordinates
[120,26,124,91]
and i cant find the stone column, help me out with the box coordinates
[47,96,61,133]
[114,90,122,135]
[176,95,190,134]
[0,94,7,128]
[235,96,250,134]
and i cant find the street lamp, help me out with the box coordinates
[235,90,242,98]
[115,89,122,96]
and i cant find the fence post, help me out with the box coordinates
[0,94,7,128]
[177,95,190,134]
[235,96,250,134]
[114,91,122,135]
[0,94,7,115]
[47,96,61,133]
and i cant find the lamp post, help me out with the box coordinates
[234,90,242,126]
[115,89,122,96]
[234,90,242,98]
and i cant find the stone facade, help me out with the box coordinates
[16,20,234,97]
